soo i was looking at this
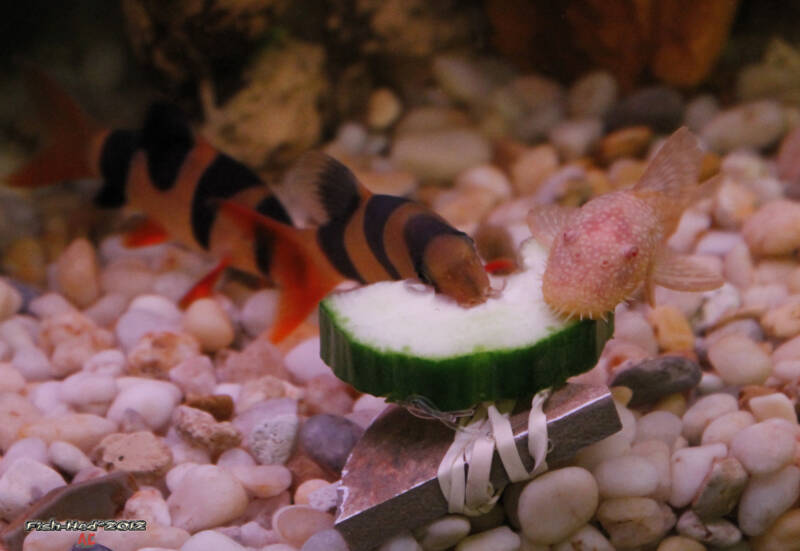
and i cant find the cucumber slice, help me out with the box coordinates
[319,239,613,411]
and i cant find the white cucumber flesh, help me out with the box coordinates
[319,239,613,411]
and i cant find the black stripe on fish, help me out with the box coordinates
[316,192,363,283]
[140,103,194,191]
[191,153,265,249]
[403,214,466,283]
[253,195,293,275]
[363,195,410,280]
[94,129,138,208]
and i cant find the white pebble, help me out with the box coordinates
[227,464,292,499]
[182,298,235,352]
[630,440,672,502]
[55,238,101,308]
[124,487,172,526]
[83,293,129,327]
[19,413,116,452]
[11,346,53,381]
[613,310,658,356]
[682,393,739,443]
[115,309,180,351]
[152,271,194,303]
[701,410,756,446]
[165,463,200,493]
[240,289,279,337]
[670,443,728,507]
[773,360,800,383]
[414,515,471,551]
[517,467,598,544]
[708,334,772,386]
[83,348,126,376]
[594,455,659,498]
[169,355,217,396]
[738,465,800,536]
[0,363,25,393]
[731,420,796,476]
[0,458,66,521]
[29,381,70,416]
[107,379,182,431]
[28,293,77,319]
[455,526,520,551]
[167,464,249,533]
[284,337,332,384]
[48,440,93,474]
[0,437,48,476]
[180,530,246,551]
[59,372,117,406]
[272,505,335,548]
[454,165,512,201]
[574,401,636,470]
[749,392,798,423]
[379,531,422,551]
[216,448,256,469]
[635,411,682,447]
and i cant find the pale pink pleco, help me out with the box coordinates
[528,127,724,320]
[542,193,661,318]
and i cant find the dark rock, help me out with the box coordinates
[1,471,136,551]
[692,457,748,521]
[604,86,685,133]
[299,414,364,474]
[610,355,702,407]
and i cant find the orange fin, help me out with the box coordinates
[650,248,724,299]
[179,256,232,308]
[216,200,344,343]
[484,257,517,275]
[122,218,169,248]
[526,204,575,248]
[5,65,99,188]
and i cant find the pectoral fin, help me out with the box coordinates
[122,217,169,248]
[526,204,575,249]
[650,248,724,298]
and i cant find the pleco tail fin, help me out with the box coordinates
[216,200,344,343]
[5,66,100,187]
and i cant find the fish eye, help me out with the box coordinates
[623,246,639,259]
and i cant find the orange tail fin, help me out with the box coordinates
[216,200,345,343]
[5,66,100,188]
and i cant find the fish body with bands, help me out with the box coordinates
[5,68,490,342]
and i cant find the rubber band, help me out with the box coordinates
[436,389,552,515]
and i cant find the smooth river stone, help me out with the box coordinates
[682,393,738,444]
[414,515,471,551]
[517,467,598,544]
[596,497,665,549]
[167,465,249,533]
[594,455,659,498]
[739,465,800,536]
[731,420,796,476]
[691,456,748,520]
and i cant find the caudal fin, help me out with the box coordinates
[5,66,99,188]
[216,200,345,343]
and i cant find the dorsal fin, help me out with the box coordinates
[277,152,366,226]
[634,127,703,199]
[140,102,194,191]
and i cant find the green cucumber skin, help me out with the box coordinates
[319,300,614,412]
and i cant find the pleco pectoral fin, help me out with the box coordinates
[215,199,344,343]
[526,204,574,249]
[122,217,169,248]
[651,248,724,294]
[179,255,232,308]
